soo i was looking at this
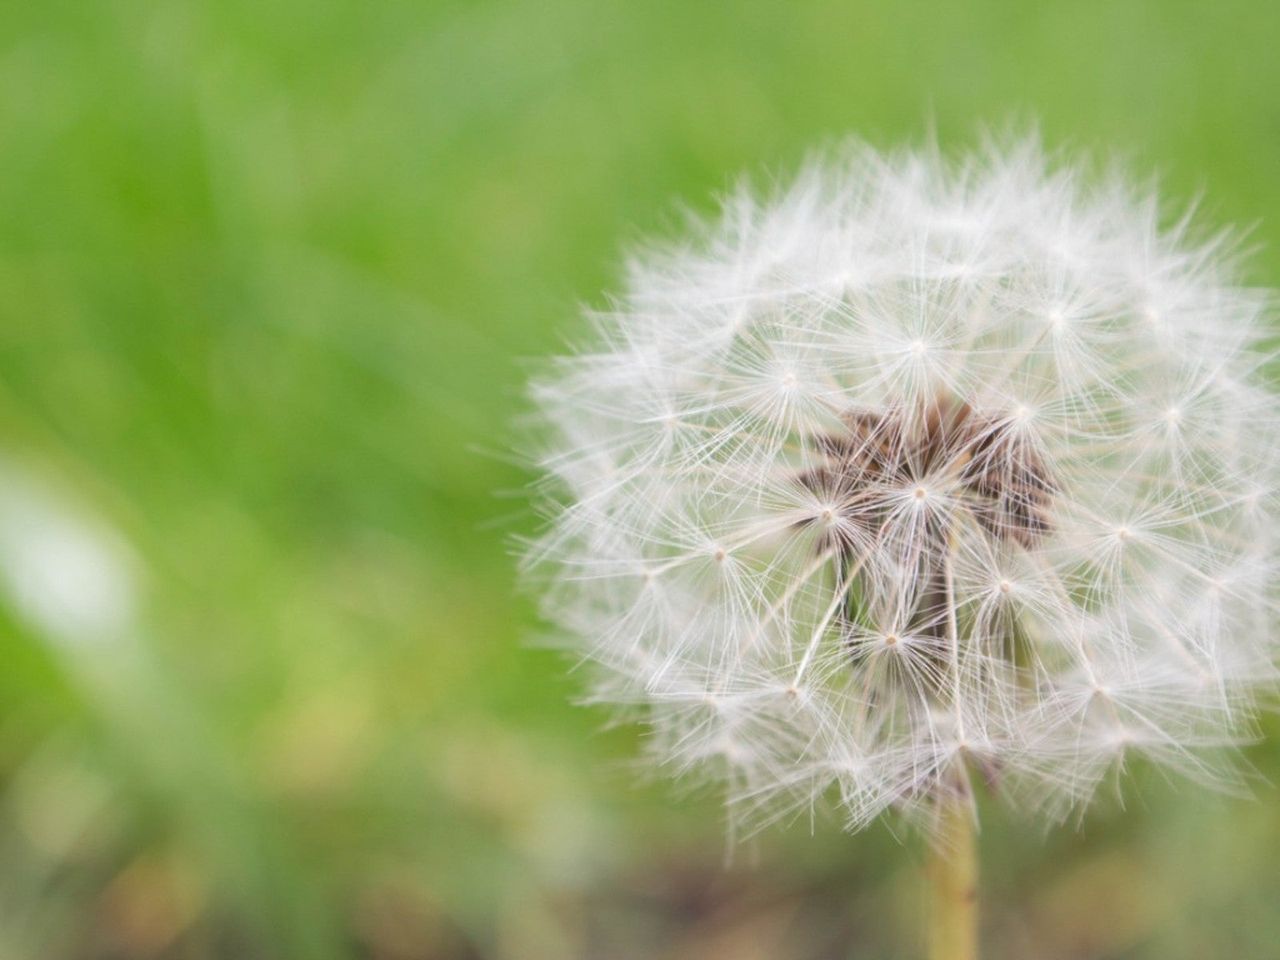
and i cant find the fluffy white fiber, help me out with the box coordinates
[525,137,1280,836]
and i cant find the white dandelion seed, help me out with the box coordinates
[524,137,1280,844]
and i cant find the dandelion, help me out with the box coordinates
[524,137,1280,959]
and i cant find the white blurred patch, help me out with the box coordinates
[0,465,136,648]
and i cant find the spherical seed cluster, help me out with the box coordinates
[526,140,1280,835]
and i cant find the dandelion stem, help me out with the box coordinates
[927,799,978,960]
[942,534,966,742]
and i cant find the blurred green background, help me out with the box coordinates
[1,1,1279,958]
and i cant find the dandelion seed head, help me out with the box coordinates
[525,137,1280,837]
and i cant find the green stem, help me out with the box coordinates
[927,801,978,960]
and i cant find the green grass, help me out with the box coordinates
[1,1,1279,957]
